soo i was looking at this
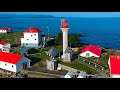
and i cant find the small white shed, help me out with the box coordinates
[0,27,12,34]
[46,59,58,70]
[0,41,11,52]
[80,45,101,58]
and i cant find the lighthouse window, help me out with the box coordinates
[26,44,28,45]
[5,63,7,66]
[12,65,13,67]
[27,39,29,40]
[34,34,36,36]
[35,39,36,40]
[31,35,33,37]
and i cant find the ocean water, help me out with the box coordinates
[0,16,120,50]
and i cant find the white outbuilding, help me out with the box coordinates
[0,52,31,73]
[0,41,11,52]
[46,59,58,70]
[79,45,101,58]
[0,27,12,33]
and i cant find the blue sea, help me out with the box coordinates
[0,16,120,50]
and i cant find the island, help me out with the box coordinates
[0,30,115,78]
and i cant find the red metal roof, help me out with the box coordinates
[20,35,24,38]
[109,55,120,75]
[0,41,7,45]
[24,27,42,33]
[0,52,23,64]
[81,45,101,57]
[61,25,69,28]
[63,20,68,22]
[1,27,12,30]
[61,19,69,28]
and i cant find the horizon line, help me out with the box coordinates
[0,13,120,18]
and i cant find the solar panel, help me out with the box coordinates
[48,47,60,58]
[20,46,29,55]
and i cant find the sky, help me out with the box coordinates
[0,12,120,17]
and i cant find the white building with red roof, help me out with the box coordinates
[0,27,12,33]
[0,52,30,73]
[20,27,42,47]
[108,55,120,78]
[79,45,101,58]
[0,41,11,52]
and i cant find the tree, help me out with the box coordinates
[13,35,21,45]
[68,34,80,47]
[54,32,80,47]
[54,32,62,45]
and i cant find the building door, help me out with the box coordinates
[22,62,27,69]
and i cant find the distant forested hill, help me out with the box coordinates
[0,14,56,18]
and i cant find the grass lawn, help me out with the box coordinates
[78,54,109,70]
[54,45,63,51]
[60,60,98,74]
[27,48,39,54]
[97,54,109,69]
[59,70,68,75]
[28,72,60,78]
[55,57,98,74]
[0,32,23,44]
[38,46,51,53]
[26,45,55,68]
[26,52,50,68]
[36,53,50,66]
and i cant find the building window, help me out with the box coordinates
[5,63,7,66]
[3,49,6,51]
[35,39,36,40]
[12,65,13,67]
[26,44,28,45]
[27,39,29,40]
[34,34,36,36]
[31,35,33,37]
[86,53,90,56]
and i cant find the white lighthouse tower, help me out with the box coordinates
[60,19,72,62]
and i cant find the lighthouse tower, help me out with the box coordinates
[60,19,72,62]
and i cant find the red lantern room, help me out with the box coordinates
[61,19,69,28]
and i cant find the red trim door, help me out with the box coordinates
[22,62,27,69]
